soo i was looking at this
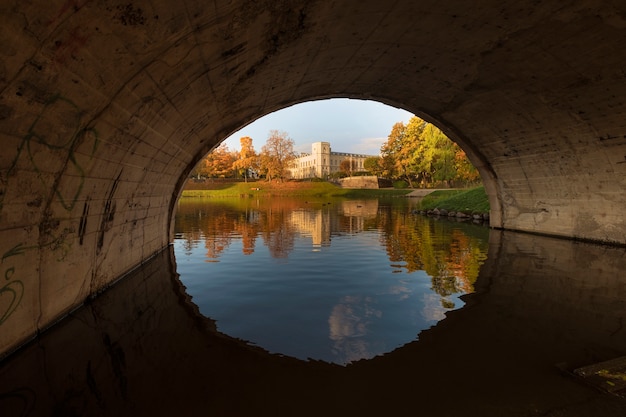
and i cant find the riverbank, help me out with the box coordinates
[181,180,412,198]
[180,180,490,214]
[416,186,490,219]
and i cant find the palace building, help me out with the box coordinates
[289,142,375,179]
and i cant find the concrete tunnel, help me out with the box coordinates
[1,0,626,356]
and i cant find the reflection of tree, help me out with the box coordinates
[260,203,296,259]
[203,211,236,259]
[235,213,257,255]
[174,199,299,259]
[175,200,260,258]
[377,206,488,306]
[175,199,488,300]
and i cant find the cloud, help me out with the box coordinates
[350,137,385,156]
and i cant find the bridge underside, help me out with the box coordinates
[1,0,626,354]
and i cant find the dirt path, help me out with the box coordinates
[406,189,442,197]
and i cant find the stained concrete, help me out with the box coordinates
[337,175,379,189]
[1,1,626,355]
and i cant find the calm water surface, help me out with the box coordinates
[4,203,626,416]
[174,197,489,364]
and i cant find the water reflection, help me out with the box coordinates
[329,295,382,363]
[174,197,489,364]
[2,231,626,416]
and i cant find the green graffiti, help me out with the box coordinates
[0,280,24,326]
[7,93,99,212]
[0,245,29,326]
[0,93,100,326]
[1,243,28,262]
[0,236,73,327]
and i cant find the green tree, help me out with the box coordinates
[363,156,383,176]
[421,123,456,185]
[259,130,296,182]
[379,116,479,187]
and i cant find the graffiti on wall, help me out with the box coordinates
[0,93,99,328]
[0,229,77,327]
[5,92,99,213]
[0,244,27,326]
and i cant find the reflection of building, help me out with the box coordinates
[288,200,379,246]
[338,200,378,217]
[289,209,332,246]
[289,141,375,179]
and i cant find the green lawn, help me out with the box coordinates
[180,180,490,213]
[418,186,489,214]
[180,181,412,198]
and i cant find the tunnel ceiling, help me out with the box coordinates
[1,0,626,355]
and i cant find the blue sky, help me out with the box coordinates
[223,98,414,156]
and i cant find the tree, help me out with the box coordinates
[380,118,428,186]
[232,136,258,182]
[259,130,296,182]
[194,143,237,178]
[420,123,456,185]
[454,148,480,183]
[379,116,480,187]
[380,122,405,179]
[363,156,383,176]
[339,158,359,176]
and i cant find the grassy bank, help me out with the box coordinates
[181,181,412,198]
[180,181,490,213]
[418,186,489,214]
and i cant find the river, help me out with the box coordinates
[1,195,625,416]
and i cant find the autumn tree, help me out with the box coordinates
[194,143,237,178]
[454,149,480,183]
[380,122,405,179]
[379,116,480,187]
[339,158,359,176]
[259,130,296,182]
[232,136,258,182]
[380,118,428,187]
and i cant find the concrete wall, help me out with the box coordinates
[1,0,626,355]
[337,176,379,189]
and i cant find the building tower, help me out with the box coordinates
[312,141,331,178]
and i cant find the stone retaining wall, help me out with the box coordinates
[337,176,379,189]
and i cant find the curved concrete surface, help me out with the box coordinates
[1,1,626,354]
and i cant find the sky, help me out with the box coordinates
[223,98,415,156]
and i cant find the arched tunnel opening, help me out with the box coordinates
[170,97,493,366]
[2,1,626,414]
[171,96,503,231]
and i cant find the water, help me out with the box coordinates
[173,197,489,364]
[3,208,626,416]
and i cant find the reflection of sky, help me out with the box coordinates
[174,233,465,365]
[174,202,485,365]
[328,295,383,363]
[325,277,463,364]
[421,293,449,322]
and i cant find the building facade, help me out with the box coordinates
[289,141,375,179]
